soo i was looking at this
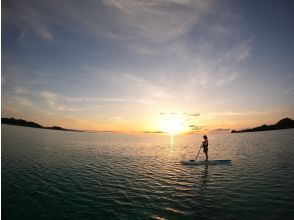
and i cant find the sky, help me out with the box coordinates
[1,0,294,133]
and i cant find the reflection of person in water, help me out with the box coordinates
[201,165,208,185]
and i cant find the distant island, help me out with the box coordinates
[231,118,294,133]
[1,118,83,132]
[144,131,166,134]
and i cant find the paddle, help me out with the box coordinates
[190,145,202,162]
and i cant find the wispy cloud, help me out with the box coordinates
[40,91,92,112]
[2,0,257,131]
[101,0,214,47]
[68,97,126,103]
[3,0,251,64]
[282,87,294,95]
[111,73,169,100]
[40,91,57,106]
[3,1,54,42]
[203,109,288,117]
[212,128,231,132]
[39,90,146,113]
[286,73,294,80]
[98,0,252,92]
[2,76,6,83]
[14,97,34,107]
[189,125,208,131]
[1,104,20,116]
[3,1,252,100]
[189,113,200,117]
[14,86,29,95]
[160,112,200,116]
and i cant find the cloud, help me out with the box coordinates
[3,1,54,42]
[94,0,252,101]
[15,86,29,95]
[63,96,126,103]
[5,0,210,46]
[2,76,6,83]
[3,1,251,59]
[40,91,57,99]
[160,112,200,116]
[203,110,278,117]
[189,125,204,131]
[282,87,294,95]
[40,91,57,106]
[108,72,170,102]
[189,113,200,117]
[102,0,214,43]
[2,104,20,115]
[14,97,33,107]
[144,130,165,134]
[286,73,294,80]
[3,0,253,119]
[40,91,69,111]
[39,90,143,113]
[212,128,231,132]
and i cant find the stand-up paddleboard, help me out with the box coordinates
[181,160,232,165]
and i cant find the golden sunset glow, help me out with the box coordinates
[2,0,294,134]
[159,114,187,135]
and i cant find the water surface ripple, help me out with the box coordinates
[2,125,294,219]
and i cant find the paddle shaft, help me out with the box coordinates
[195,146,202,160]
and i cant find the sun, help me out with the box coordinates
[159,114,186,135]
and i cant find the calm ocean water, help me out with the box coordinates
[2,124,294,220]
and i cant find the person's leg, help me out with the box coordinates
[204,149,208,161]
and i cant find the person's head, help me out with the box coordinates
[203,135,207,140]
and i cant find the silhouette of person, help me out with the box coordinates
[201,135,208,161]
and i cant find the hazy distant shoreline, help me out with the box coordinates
[1,118,83,132]
[2,117,294,134]
[231,118,294,133]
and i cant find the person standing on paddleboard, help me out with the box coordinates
[201,135,208,161]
